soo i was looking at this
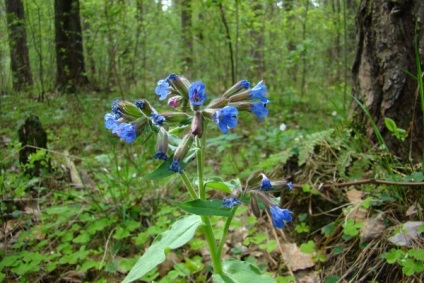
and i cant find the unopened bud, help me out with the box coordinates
[191,111,203,138]
[223,80,251,98]
[168,74,190,98]
[174,134,194,161]
[250,194,261,218]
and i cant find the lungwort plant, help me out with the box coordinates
[104,74,294,282]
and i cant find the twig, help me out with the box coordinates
[293,178,424,189]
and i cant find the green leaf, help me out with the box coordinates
[325,275,341,283]
[174,199,233,217]
[204,177,242,194]
[122,215,202,283]
[384,117,397,132]
[212,259,275,283]
[300,240,316,254]
[409,249,424,261]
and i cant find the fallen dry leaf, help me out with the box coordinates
[388,221,424,246]
[346,188,364,204]
[281,243,315,271]
[360,213,385,243]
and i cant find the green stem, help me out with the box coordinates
[196,136,206,200]
[201,216,223,274]
[180,171,198,199]
[216,207,237,260]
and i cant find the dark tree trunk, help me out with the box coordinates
[181,0,193,76]
[54,0,88,93]
[350,0,424,162]
[5,0,33,91]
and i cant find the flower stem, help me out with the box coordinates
[196,136,206,200]
[201,216,223,274]
[180,171,198,199]
[216,207,237,260]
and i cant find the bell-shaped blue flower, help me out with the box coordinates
[104,113,118,130]
[251,101,269,121]
[155,79,171,100]
[169,160,183,174]
[151,113,166,126]
[260,174,273,191]
[189,81,207,106]
[269,206,292,229]
[222,196,241,209]
[154,127,168,160]
[212,106,238,134]
[250,81,268,102]
[115,123,137,143]
[135,99,145,110]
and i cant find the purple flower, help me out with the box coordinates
[260,174,273,191]
[189,81,207,106]
[168,96,182,108]
[115,123,137,143]
[212,106,238,134]
[222,197,241,209]
[269,206,292,229]
[169,160,183,174]
[111,99,121,118]
[151,113,166,126]
[250,81,268,102]
[251,101,269,121]
[155,80,170,100]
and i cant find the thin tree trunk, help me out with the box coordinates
[350,0,424,162]
[181,0,193,76]
[54,0,88,93]
[5,0,33,91]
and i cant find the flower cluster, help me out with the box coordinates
[222,172,294,230]
[105,73,269,175]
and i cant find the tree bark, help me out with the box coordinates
[350,0,424,162]
[54,0,88,92]
[5,0,33,91]
[181,0,193,76]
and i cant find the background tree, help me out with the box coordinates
[54,0,88,92]
[5,0,32,91]
[350,0,424,161]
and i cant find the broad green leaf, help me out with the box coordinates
[212,259,275,283]
[384,117,397,132]
[174,199,233,217]
[122,215,202,283]
[409,249,424,261]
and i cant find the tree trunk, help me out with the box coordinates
[350,0,424,162]
[5,0,33,91]
[181,0,193,76]
[54,0,88,93]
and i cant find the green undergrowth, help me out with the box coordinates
[1,91,423,282]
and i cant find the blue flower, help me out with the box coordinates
[151,113,166,126]
[212,106,238,134]
[222,197,241,208]
[155,79,170,100]
[251,101,269,121]
[116,123,137,143]
[111,99,121,118]
[189,81,207,106]
[250,81,268,102]
[135,99,145,110]
[269,206,292,229]
[240,80,251,89]
[169,160,183,174]
[153,151,168,160]
[104,113,118,130]
[260,174,273,191]
[286,182,294,190]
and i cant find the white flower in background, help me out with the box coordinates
[279,123,287,131]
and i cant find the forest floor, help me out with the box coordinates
[1,91,423,283]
